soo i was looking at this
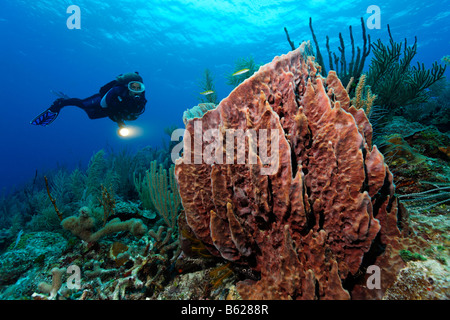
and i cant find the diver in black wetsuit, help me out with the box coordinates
[30,72,147,128]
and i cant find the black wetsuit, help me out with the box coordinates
[50,85,146,124]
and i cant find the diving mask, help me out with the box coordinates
[128,81,145,97]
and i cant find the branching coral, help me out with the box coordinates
[198,68,218,104]
[285,17,370,91]
[44,176,63,222]
[350,74,377,116]
[175,42,407,299]
[146,161,181,230]
[61,206,147,243]
[366,27,446,114]
[133,172,155,211]
[86,150,120,202]
[98,184,116,226]
[32,267,66,300]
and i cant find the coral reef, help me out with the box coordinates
[175,42,406,299]
[376,116,450,203]
[0,37,448,301]
[0,205,182,300]
[383,260,450,299]
[402,79,450,133]
[0,133,188,300]
[0,231,67,298]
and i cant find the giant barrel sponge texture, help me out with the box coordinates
[175,43,406,299]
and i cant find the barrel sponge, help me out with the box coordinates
[175,43,404,299]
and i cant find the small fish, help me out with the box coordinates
[13,229,24,250]
[232,68,250,76]
[442,55,450,65]
[200,90,214,95]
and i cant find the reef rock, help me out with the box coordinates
[383,260,450,300]
[175,42,405,299]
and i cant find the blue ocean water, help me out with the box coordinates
[0,0,449,194]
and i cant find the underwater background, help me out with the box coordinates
[0,0,449,301]
[0,0,449,193]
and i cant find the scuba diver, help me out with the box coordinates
[30,72,147,129]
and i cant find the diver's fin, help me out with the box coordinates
[30,109,59,126]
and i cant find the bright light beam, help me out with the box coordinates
[119,127,130,137]
[117,125,143,138]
